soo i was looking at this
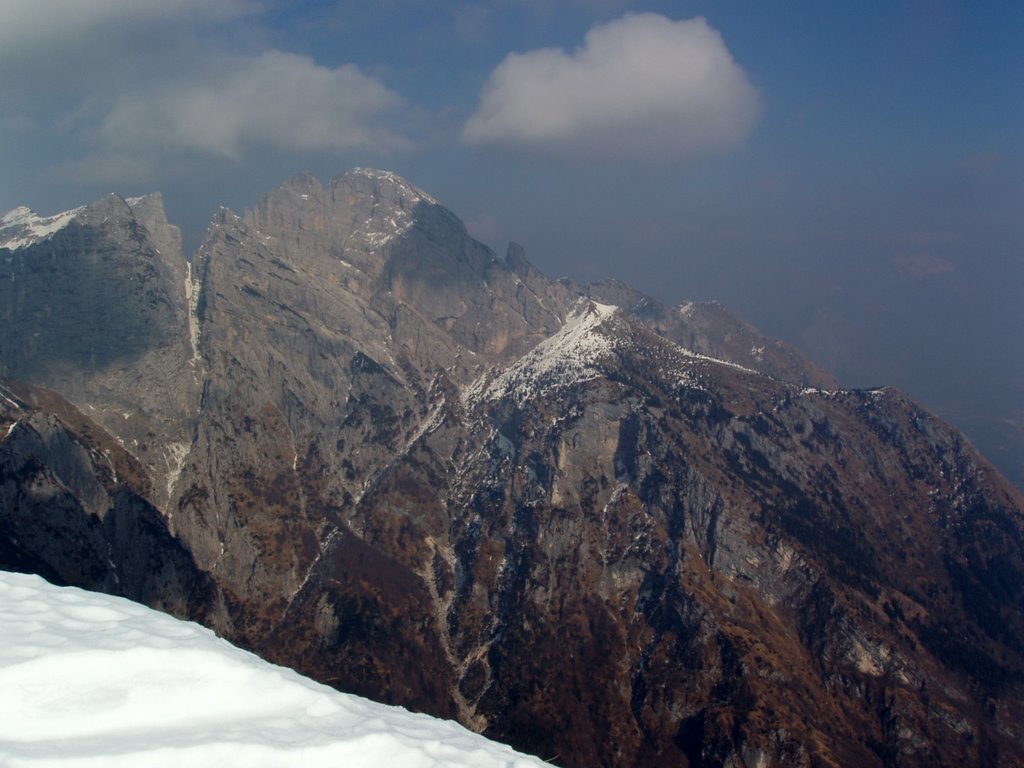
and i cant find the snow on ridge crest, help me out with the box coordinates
[464,300,620,406]
[0,205,85,251]
[346,168,441,249]
[347,167,439,207]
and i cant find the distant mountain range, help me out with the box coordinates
[2,170,1022,767]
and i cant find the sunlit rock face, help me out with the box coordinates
[2,171,1023,767]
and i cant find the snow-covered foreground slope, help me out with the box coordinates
[0,571,546,768]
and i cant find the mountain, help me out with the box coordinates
[0,193,199,510]
[0,570,547,767]
[2,170,1023,767]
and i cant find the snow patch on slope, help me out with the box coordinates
[361,214,412,248]
[463,300,620,406]
[163,441,191,502]
[0,571,545,768]
[185,260,202,369]
[0,205,84,250]
[676,347,761,376]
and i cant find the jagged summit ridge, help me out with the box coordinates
[0,204,85,251]
[345,167,439,206]
[0,193,174,253]
[339,167,439,248]
[0,190,195,509]
[243,168,451,275]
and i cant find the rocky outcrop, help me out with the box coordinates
[0,380,217,622]
[0,193,201,508]
[1,170,1022,767]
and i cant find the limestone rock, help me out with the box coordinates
[2,170,1022,767]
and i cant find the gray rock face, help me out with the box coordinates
[0,380,216,621]
[0,193,200,508]
[2,170,1023,767]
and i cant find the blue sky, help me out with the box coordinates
[1,0,1022,485]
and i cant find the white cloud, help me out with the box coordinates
[463,13,760,162]
[0,0,254,51]
[0,0,259,103]
[96,50,408,159]
[0,0,411,176]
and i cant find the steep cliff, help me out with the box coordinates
[0,380,217,622]
[0,194,201,509]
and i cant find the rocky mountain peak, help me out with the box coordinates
[338,167,439,208]
[0,203,85,251]
[241,168,446,280]
[0,189,198,509]
[3,169,1023,768]
[0,193,181,257]
[504,241,535,278]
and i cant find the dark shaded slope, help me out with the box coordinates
[0,380,218,623]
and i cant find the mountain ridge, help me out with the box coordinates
[2,169,1022,767]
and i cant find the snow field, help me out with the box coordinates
[0,571,545,768]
